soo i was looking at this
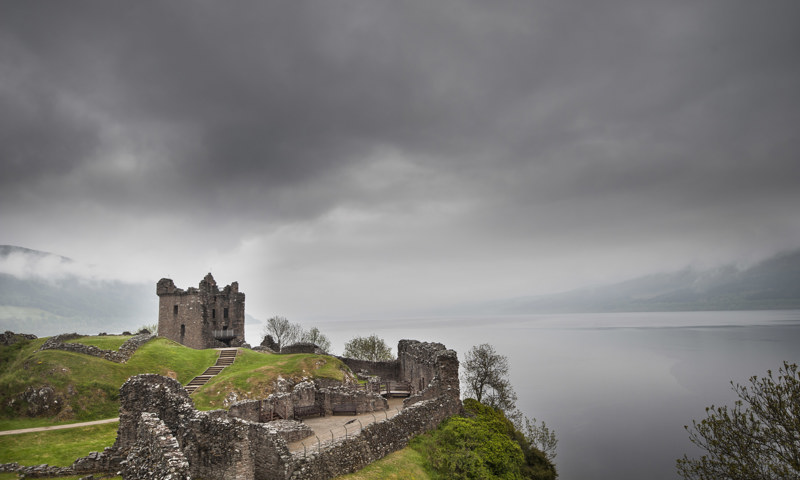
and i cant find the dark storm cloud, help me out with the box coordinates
[1,0,800,307]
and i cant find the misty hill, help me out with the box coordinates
[464,250,800,315]
[0,245,155,336]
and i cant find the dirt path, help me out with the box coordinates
[288,398,405,453]
[0,417,120,436]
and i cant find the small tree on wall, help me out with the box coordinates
[343,334,394,361]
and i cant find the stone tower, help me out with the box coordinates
[156,273,246,349]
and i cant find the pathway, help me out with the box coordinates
[0,418,119,436]
[287,398,405,453]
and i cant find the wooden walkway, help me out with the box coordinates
[185,348,238,394]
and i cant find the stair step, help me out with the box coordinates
[184,348,238,395]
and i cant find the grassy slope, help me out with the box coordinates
[333,447,433,480]
[0,337,360,474]
[0,336,218,428]
[193,349,353,409]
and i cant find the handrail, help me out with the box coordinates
[212,329,236,339]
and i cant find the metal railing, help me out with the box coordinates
[212,329,236,339]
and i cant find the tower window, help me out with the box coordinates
[212,309,216,319]
[224,308,229,319]
[173,305,178,315]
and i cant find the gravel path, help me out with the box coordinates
[288,398,405,453]
[0,417,120,436]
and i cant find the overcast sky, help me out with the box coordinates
[2,1,799,322]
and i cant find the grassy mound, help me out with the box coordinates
[0,336,218,428]
[193,349,354,409]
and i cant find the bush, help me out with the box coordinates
[412,399,556,480]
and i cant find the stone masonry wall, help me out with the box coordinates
[157,273,246,349]
[289,394,463,480]
[121,412,190,480]
[398,340,460,407]
[334,356,400,380]
[228,381,388,421]
[36,332,155,363]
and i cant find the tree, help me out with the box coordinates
[301,327,332,353]
[677,361,800,480]
[343,334,394,361]
[261,316,301,351]
[462,343,518,413]
[524,417,558,462]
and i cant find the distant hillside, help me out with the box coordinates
[463,249,800,315]
[0,245,155,336]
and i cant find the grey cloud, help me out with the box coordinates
[1,0,799,313]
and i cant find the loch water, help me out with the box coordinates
[255,310,800,480]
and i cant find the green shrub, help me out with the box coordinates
[411,399,557,480]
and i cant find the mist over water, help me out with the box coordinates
[262,310,800,480]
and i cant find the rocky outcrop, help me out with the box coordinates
[261,334,280,351]
[15,385,63,417]
[0,331,37,346]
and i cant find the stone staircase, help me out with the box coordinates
[185,348,238,394]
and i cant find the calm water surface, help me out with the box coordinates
[252,310,800,480]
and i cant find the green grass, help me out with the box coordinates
[0,336,218,428]
[193,349,353,409]
[0,422,118,466]
[66,335,132,350]
[334,447,433,480]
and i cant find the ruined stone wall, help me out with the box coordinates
[281,342,325,355]
[290,394,463,480]
[398,340,460,406]
[0,331,37,346]
[228,381,388,422]
[105,338,461,480]
[157,273,245,349]
[334,356,401,380]
[36,332,155,363]
[112,374,295,480]
[121,413,190,480]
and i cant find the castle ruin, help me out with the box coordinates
[157,273,246,349]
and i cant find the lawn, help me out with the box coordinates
[333,447,433,480]
[0,422,118,467]
[0,336,218,428]
[192,349,353,409]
